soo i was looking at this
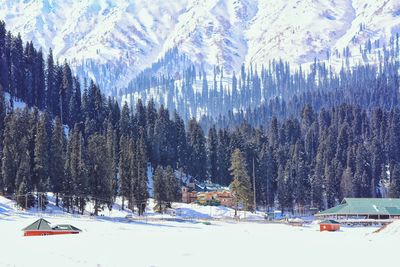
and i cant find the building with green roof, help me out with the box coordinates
[316,198,400,219]
[22,218,82,236]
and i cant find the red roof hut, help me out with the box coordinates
[319,219,340,232]
[22,218,82,236]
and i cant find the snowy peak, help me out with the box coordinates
[246,0,355,65]
[162,0,257,73]
[1,0,400,94]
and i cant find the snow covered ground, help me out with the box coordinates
[0,214,397,267]
[1,196,399,267]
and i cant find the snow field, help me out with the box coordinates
[1,196,400,267]
[0,214,397,267]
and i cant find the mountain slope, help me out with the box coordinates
[1,0,400,95]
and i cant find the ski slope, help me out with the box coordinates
[1,196,400,267]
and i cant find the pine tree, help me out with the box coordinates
[153,105,171,167]
[207,126,218,183]
[119,135,132,210]
[389,163,400,198]
[132,136,148,215]
[2,114,17,195]
[45,49,55,114]
[277,164,293,211]
[87,133,113,215]
[165,165,180,207]
[119,102,131,137]
[258,144,276,209]
[15,137,34,209]
[174,111,187,170]
[105,119,118,198]
[187,119,207,181]
[69,77,82,126]
[61,61,73,125]
[341,167,354,198]
[50,117,65,206]
[229,149,252,214]
[10,34,24,99]
[217,129,231,185]
[34,49,46,109]
[293,141,310,207]
[64,124,87,213]
[33,113,50,209]
[153,166,166,212]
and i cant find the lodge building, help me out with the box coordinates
[316,198,400,219]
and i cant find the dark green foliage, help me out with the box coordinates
[165,165,180,205]
[153,165,180,212]
[132,136,148,215]
[153,166,165,212]
[187,119,207,181]
[207,126,218,183]
[87,134,113,215]
[229,149,252,212]
[50,117,65,206]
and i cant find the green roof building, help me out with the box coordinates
[22,218,82,236]
[316,198,400,219]
[22,218,52,231]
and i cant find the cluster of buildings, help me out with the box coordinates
[181,179,233,207]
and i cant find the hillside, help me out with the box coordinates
[1,0,400,94]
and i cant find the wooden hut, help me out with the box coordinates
[22,218,81,236]
[320,219,340,232]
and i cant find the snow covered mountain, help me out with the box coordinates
[1,0,400,95]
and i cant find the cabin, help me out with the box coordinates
[182,179,233,207]
[320,220,340,232]
[22,218,81,236]
[182,186,197,203]
[316,198,400,219]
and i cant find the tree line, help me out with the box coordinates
[0,20,400,215]
[124,33,400,124]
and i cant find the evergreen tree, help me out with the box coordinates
[87,134,113,215]
[207,126,218,183]
[132,136,148,215]
[174,111,187,170]
[2,114,17,195]
[33,114,50,209]
[229,149,252,214]
[45,49,55,114]
[389,163,400,198]
[119,135,132,210]
[50,117,65,206]
[258,144,276,208]
[153,166,166,212]
[15,137,34,208]
[187,119,207,181]
[217,129,231,185]
[69,77,82,126]
[165,165,180,207]
[120,102,131,137]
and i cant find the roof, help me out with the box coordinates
[22,218,52,231]
[320,220,340,224]
[317,198,400,216]
[52,224,82,231]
